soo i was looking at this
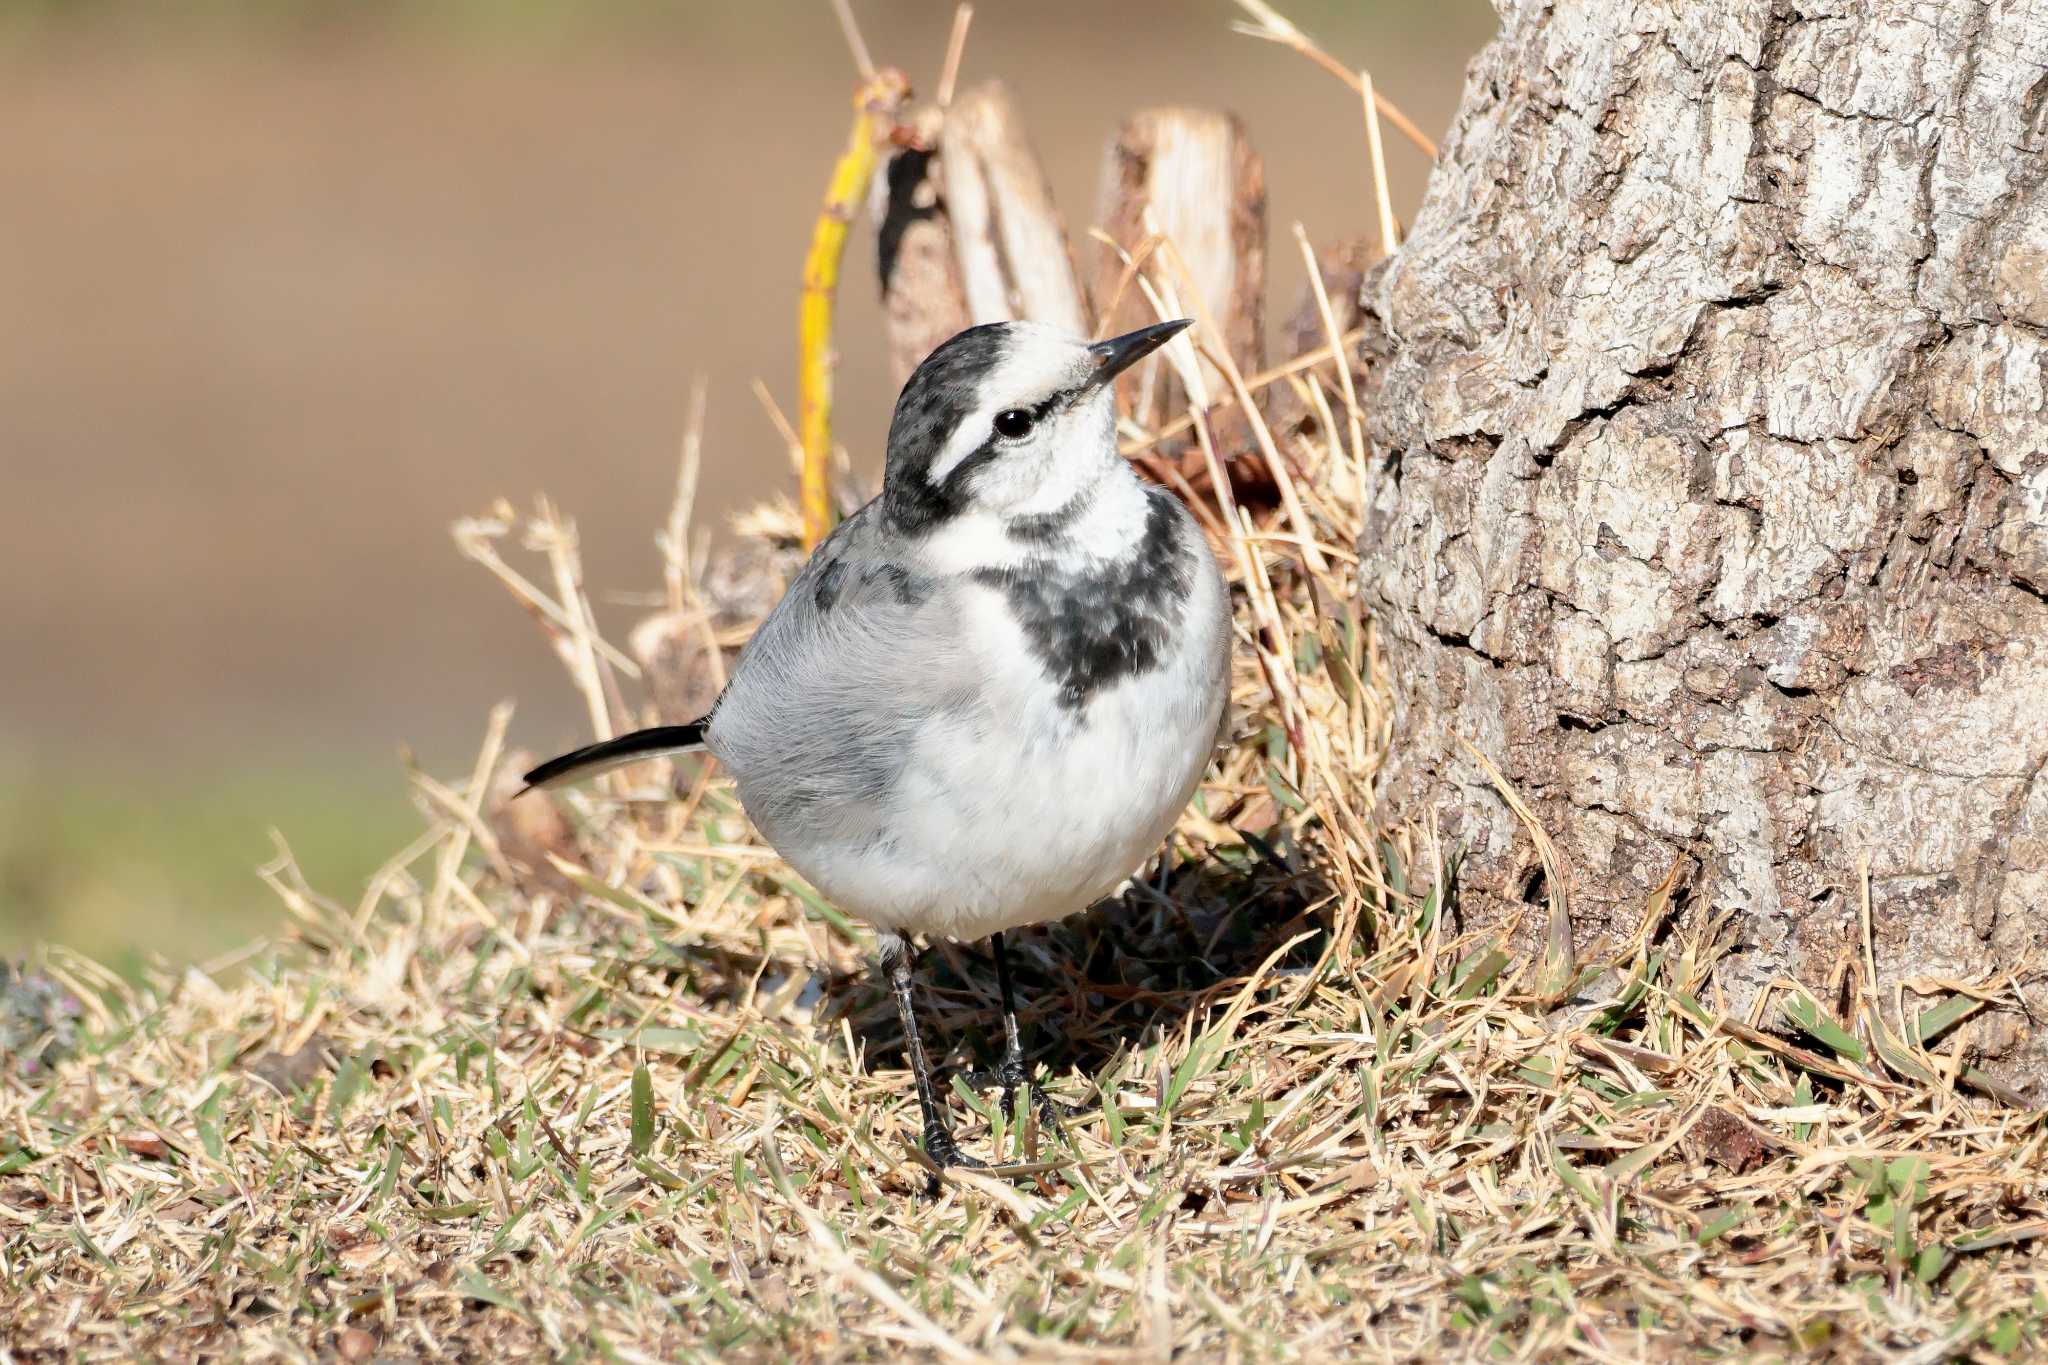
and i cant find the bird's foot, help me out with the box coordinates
[997,1058,1088,1128]
[918,1121,986,1195]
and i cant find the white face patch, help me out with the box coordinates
[923,323,1094,488]
[918,463,1151,576]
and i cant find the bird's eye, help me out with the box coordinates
[993,408,1034,439]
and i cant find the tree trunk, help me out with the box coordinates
[1361,0,2048,1088]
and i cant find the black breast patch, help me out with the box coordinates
[971,490,1196,712]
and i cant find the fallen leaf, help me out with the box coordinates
[1685,1106,1770,1174]
[240,1034,339,1095]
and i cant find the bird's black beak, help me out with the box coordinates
[1085,318,1194,389]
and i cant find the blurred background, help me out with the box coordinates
[0,0,1493,971]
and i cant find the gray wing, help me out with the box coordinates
[703,499,971,852]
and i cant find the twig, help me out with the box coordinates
[452,510,640,678]
[661,378,710,617]
[1361,69,1400,255]
[1229,0,1438,157]
[826,0,876,81]
[1148,223,1329,577]
[1116,327,1365,457]
[751,377,805,475]
[1457,735,1575,1002]
[799,70,910,549]
[424,703,512,935]
[936,4,973,107]
[1292,223,1368,498]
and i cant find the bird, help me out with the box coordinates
[521,317,1233,1178]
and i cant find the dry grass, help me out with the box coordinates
[6,15,2048,1361]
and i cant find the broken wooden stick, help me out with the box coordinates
[1092,108,1268,486]
[873,79,1090,385]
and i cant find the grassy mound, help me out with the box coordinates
[7,363,2047,1363]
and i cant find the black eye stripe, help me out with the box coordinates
[992,391,1070,439]
[937,434,1002,496]
[882,326,1097,533]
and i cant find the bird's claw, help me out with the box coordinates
[996,1058,1088,1127]
[919,1122,985,1194]
[1001,1078,1077,1130]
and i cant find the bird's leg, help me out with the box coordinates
[991,931,1067,1130]
[991,931,1030,1112]
[881,932,981,1184]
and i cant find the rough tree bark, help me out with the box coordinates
[1361,0,2048,1088]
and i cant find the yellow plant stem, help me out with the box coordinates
[799,70,910,550]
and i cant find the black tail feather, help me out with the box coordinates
[519,721,707,795]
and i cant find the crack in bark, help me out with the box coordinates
[1975,745,2048,938]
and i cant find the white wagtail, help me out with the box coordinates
[523,318,1232,1174]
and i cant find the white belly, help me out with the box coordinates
[776,577,1227,941]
